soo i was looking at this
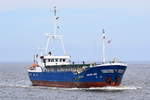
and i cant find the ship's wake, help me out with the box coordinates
[0,82,141,91]
[66,86,142,91]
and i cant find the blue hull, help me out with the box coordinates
[28,65,127,88]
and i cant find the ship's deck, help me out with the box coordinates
[45,64,91,68]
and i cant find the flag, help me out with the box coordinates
[56,17,59,20]
[57,26,60,29]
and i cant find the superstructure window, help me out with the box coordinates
[51,59,54,62]
[63,59,66,62]
[60,59,62,62]
[55,59,58,62]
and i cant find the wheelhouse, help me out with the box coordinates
[41,55,71,66]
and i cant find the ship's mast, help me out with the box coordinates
[45,7,67,55]
[102,29,106,63]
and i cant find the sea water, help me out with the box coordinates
[0,62,150,100]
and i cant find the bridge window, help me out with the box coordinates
[51,59,54,62]
[60,59,62,62]
[55,59,58,62]
[63,59,66,62]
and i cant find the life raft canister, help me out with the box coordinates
[31,63,38,67]
[31,63,38,68]
[27,63,38,70]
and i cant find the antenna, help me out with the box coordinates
[53,6,60,34]
[54,6,57,16]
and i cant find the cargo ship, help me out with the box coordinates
[27,7,127,88]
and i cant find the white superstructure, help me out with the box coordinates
[33,7,71,67]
